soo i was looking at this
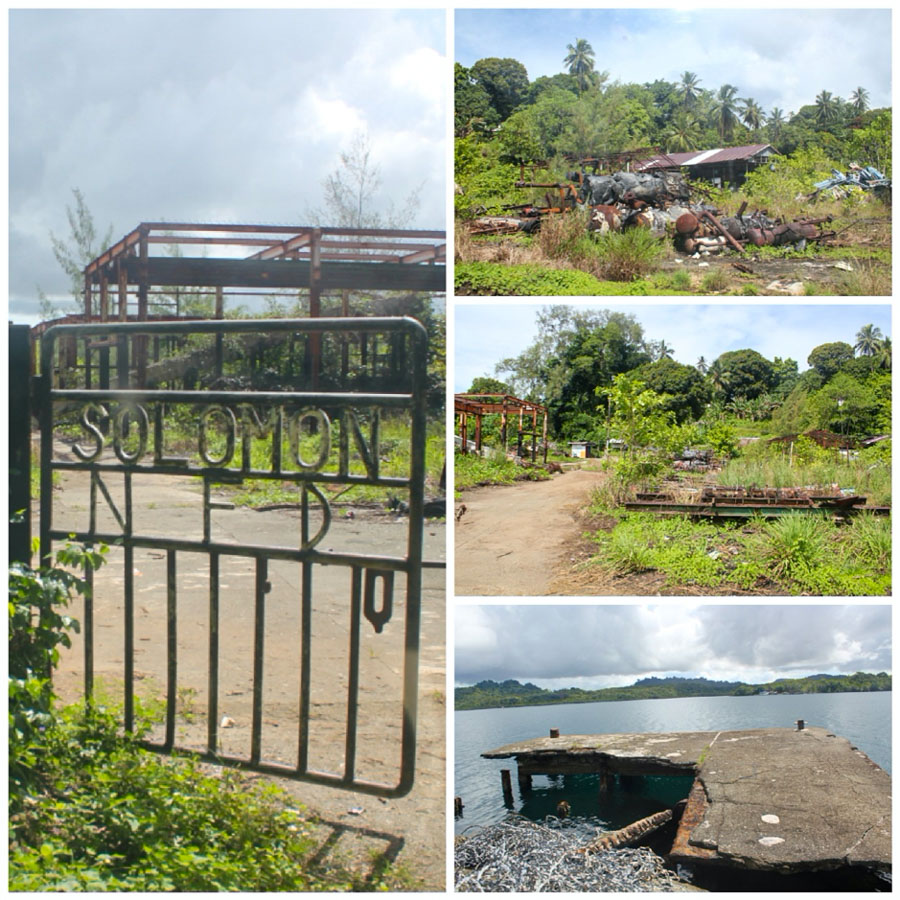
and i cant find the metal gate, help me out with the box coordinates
[38,316,430,797]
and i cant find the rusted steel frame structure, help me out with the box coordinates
[77,223,445,389]
[454,393,548,463]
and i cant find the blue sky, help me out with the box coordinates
[456,604,892,688]
[456,8,891,117]
[453,303,892,392]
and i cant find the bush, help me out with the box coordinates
[594,228,666,282]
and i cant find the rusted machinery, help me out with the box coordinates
[674,208,835,254]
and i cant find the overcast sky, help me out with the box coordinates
[453,302,892,392]
[456,8,891,117]
[9,9,446,322]
[455,604,892,689]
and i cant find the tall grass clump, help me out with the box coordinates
[845,513,891,570]
[594,227,666,282]
[538,208,594,262]
[759,515,831,583]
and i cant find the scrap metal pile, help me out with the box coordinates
[811,164,891,200]
[467,167,838,254]
[455,817,684,892]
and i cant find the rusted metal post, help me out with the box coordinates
[9,324,32,565]
[460,411,468,454]
[542,409,548,463]
[309,227,322,389]
[474,410,482,453]
[797,719,805,731]
[215,286,224,378]
[501,769,514,807]
[99,272,110,389]
[117,263,129,387]
[136,225,149,387]
[455,796,464,817]
[550,728,560,738]
[501,397,508,451]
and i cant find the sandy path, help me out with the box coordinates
[454,465,604,596]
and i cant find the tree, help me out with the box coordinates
[455,63,498,135]
[711,84,741,142]
[677,71,702,108]
[696,356,708,375]
[814,90,839,127]
[467,376,511,396]
[665,111,702,153]
[48,188,113,314]
[740,97,765,132]
[632,358,712,423]
[767,107,786,144]
[563,39,596,95]
[470,57,530,122]
[308,131,421,229]
[808,372,879,435]
[807,341,854,380]
[850,86,870,115]
[855,324,884,357]
[710,349,775,401]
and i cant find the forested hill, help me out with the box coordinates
[455,673,891,710]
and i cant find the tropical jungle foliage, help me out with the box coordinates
[455,672,892,711]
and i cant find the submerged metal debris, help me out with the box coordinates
[454,817,683,892]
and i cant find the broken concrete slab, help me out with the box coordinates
[482,726,890,876]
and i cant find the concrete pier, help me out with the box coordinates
[483,727,891,875]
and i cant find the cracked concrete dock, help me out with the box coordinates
[483,727,891,876]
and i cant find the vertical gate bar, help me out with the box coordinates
[89,470,97,535]
[344,566,363,782]
[251,556,267,766]
[117,264,129,387]
[207,552,220,755]
[214,287,224,378]
[297,560,312,774]
[165,550,177,751]
[203,478,211,542]
[124,470,134,732]
[84,561,94,703]
[400,321,428,790]
[9,323,32,565]
[84,335,92,390]
[38,331,53,565]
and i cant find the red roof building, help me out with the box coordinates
[636,144,777,188]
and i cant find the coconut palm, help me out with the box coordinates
[814,90,839,126]
[855,324,884,357]
[712,84,740,142]
[876,336,891,371]
[665,111,702,153]
[767,107,786,144]
[739,97,765,132]
[677,71,702,107]
[696,356,708,375]
[564,39,596,94]
[850,86,870,114]
[708,359,731,395]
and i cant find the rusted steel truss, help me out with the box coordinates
[455,392,548,464]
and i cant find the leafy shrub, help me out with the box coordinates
[594,228,666,282]
[455,261,620,296]
[9,541,106,807]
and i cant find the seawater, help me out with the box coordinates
[454,691,891,834]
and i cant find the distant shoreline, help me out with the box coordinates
[455,674,891,711]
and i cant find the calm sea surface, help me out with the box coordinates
[454,691,891,834]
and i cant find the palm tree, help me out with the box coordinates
[876,336,891,371]
[654,340,674,361]
[850,86,870,114]
[712,84,740,142]
[564,39,596,94]
[814,90,839,126]
[677,71,702,107]
[767,107,786,144]
[739,97,765,132]
[708,359,731,396]
[855,324,884,357]
[665,111,702,153]
[696,356,708,375]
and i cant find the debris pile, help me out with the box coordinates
[811,165,891,199]
[455,817,684,892]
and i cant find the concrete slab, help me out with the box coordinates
[482,726,891,875]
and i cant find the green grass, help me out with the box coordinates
[454,450,551,492]
[589,511,891,595]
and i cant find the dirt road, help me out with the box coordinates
[455,464,603,596]
[45,440,446,890]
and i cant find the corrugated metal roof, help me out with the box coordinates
[637,144,775,170]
